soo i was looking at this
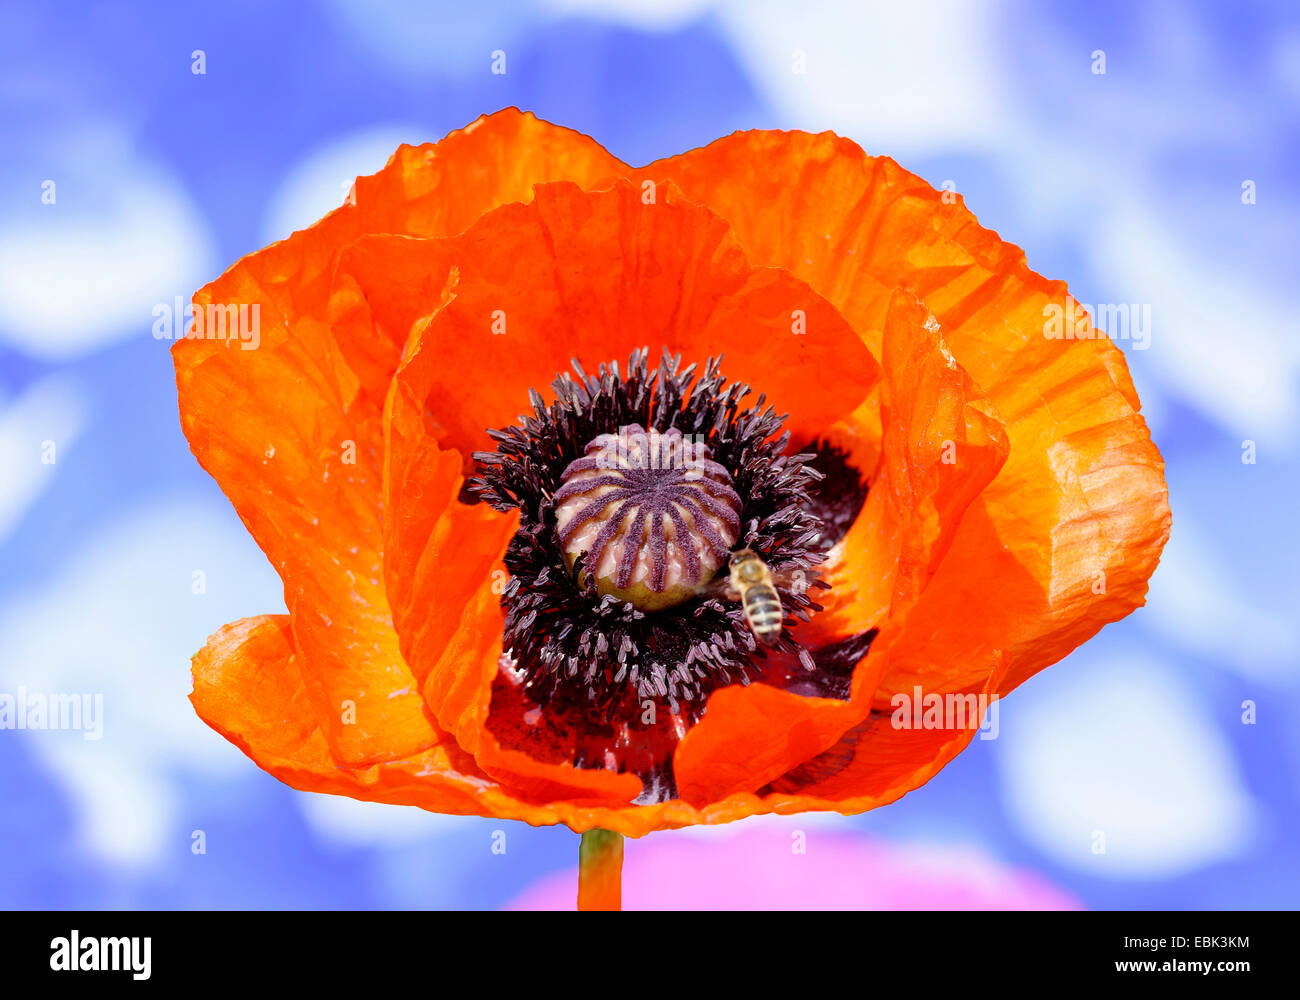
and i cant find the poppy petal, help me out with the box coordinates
[187,613,969,835]
[381,365,517,693]
[175,255,437,766]
[671,291,1007,804]
[189,615,594,820]
[330,108,627,402]
[175,109,628,767]
[343,179,877,463]
[812,290,1009,639]
[638,130,1169,701]
[765,653,1011,803]
[192,616,1016,834]
[383,307,642,803]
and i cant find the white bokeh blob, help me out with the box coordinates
[998,651,1256,879]
[0,125,217,360]
[0,497,285,866]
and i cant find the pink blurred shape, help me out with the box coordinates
[507,828,1082,910]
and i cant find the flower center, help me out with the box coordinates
[554,425,741,611]
[468,350,872,802]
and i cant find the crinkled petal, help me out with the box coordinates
[331,108,626,402]
[348,179,877,465]
[812,291,1008,638]
[175,254,436,766]
[191,615,1010,835]
[638,130,1169,706]
[672,291,1007,804]
[191,616,486,813]
[176,109,630,767]
[764,653,1011,803]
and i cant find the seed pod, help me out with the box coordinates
[554,425,741,611]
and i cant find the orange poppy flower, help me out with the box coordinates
[175,109,1169,904]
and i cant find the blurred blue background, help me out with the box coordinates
[1,0,1297,909]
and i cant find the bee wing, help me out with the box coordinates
[765,566,817,596]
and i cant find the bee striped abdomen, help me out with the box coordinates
[742,584,783,643]
[728,547,784,645]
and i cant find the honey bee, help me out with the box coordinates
[725,548,784,645]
